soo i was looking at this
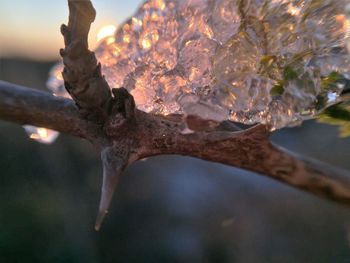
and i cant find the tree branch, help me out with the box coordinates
[1,81,350,208]
[0,0,350,230]
[130,111,350,205]
[0,80,97,140]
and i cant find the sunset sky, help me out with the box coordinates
[0,0,143,61]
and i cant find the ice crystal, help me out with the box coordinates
[48,0,350,130]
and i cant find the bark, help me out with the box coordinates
[0,0,350,229]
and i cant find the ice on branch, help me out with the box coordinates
[48,0,350,130]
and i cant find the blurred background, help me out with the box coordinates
[1,1,350,262]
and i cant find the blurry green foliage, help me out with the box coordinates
[316,71,350,137]
[318,101,350,137]
[321,71,344,91]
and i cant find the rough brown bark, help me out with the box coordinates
[0,0,350,230]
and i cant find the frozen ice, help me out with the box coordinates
[48,0,350,130]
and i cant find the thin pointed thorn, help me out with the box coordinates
[94,165,120,230]
[95,148,127,230]
[95,210,108,231]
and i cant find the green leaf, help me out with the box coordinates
[283,66,298,80]
[321,71,343,91]
[260,55,276,66]
[270,81,285,96]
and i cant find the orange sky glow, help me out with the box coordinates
[0,0,142,61]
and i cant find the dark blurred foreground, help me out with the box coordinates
[1,58,350,263]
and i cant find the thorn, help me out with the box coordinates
[95,209,108,231]
[60,24,68,36]
[60,24,71,46]
[95,147,127,231]
[59,48,66,57]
